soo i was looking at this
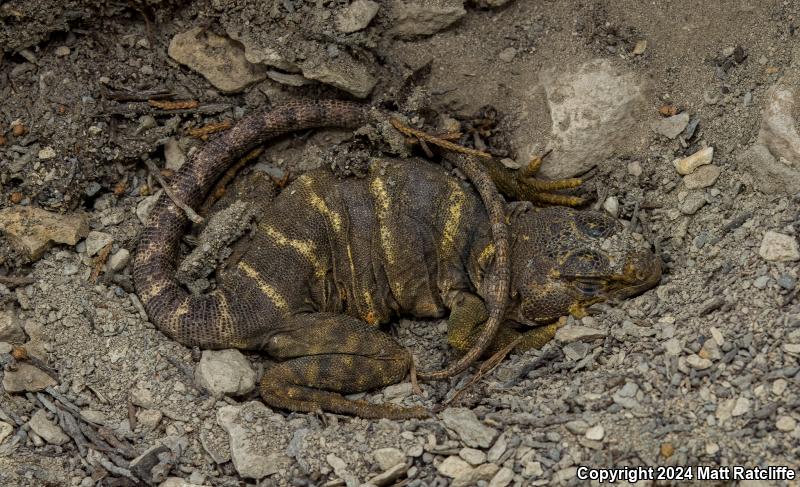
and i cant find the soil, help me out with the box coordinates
[1,1,799,486]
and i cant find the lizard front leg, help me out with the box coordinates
[448,292,561,355]
[260,312,428,419]
[480,156,586,207]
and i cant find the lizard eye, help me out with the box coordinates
[574,280,603,296]
[576,213,616,238]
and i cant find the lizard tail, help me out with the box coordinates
[133,100,369,347]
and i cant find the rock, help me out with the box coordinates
[459,447,486,466]
[266,70,310,87]
[775,415,796,432]
[108,249,131,272]
[85,231,113,257]
[55,46,70,57]
[679,191,706,215]
[159,478,210,487]
[299,53,376,98]
[390,0,466,39]
[168,27,266,93]
[523,460,544,478]
[486,432,507,462]
[136,409,163,432]
[437,456,472,478]
[674,147,713,175]
[555,325,606,344]
[602,196,619,218]
[0,207,89,260]
[335,0,380,33]
[489,467,514,487]
[130,387,156,409]
[0,342,11,354]
[0,309,25,343]
[38,146,56,159]
[652,112,690,139]
[716,399,735,423]
[784,343,800,354]
[130,444,173,485]
[217,402,292,480]
[683,164,721,189]
[382,382,412,401]
[0,421,12,444]
[732,397,751,417]
[758,231,800,262]
[664,338,682,356]
[368,463,408,487]
[164,138,186,171]
[758,85,800,165]
[613,382,640,409]
[373,447,406,470]
[453,464,500,487]
[686,354,713,370]
[632,40,647,55]
[627,160,643,176]
[498,47,517,63]
[440,408,498,448]
[195,349,256,397]
[28,410,69,445]
[137,192,162,224]
[585,425,605,441]
[2,363,57,392]
[533,59,645,179]
[553,467,578,483]
[565,419,589,434]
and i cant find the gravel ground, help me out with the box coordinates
[1,1,799,486]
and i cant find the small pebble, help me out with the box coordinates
[55,46,71,57]
[585,425,604,441]
[674,147,713,175]
[775,416,796,432]
[759,231,800,262]
[498,47,517,63]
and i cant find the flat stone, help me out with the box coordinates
[130,444,172,485]
[555,325,606,344]
[565,419,589,435]
[453,463,500,487]
[159,478,211,487]
[759,231,800,262]
[732,397,751,417]
[2,363,57,392]
[217,402,292,480]
[664,338,682,356]
[440,408,498,448]
[489,467,514,487]
[0,421,13,444]
[373,447,406,471]
[776,415,796,432]
[0,207,89,260]
[686,354,713,370]
[498,47,517,63]
[679,191,706,215]
[299,52,376,98]
[683,164,721,189]
[674,146,713,175]
[585,425,605,441]
[437,456,472,478]
[335,0,380,33]
[85,231,113,257]
[368,463,408,487]
[533,59,645,179]
[458,447,486,466]
[164,138,186,171]
[652,112,690,139]
[390,0,466,39]
[0,309,25,343]
[28,409,69,445]
[136,409,163,432]
[108,249,131,272]
[195,349,256,397]
[716,398,735,423]
[168,27,266,93]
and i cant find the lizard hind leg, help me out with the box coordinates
[259,313,429,419]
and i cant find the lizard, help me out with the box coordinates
[133,100,662,419]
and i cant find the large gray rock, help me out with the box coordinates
[390,0,466,38]
[738,144,800,194]
[440,408,498,449]
[2,363,57,393]
[217,402,292,480]
[168,27,267,93]
[758,85,800,165]
[194,349,256,397]
[0,309,25,343]
[533,59,646,179]
[28,410,69,445]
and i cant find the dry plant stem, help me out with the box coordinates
[145,159,205,225]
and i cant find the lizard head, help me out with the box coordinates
[506,206,661,325]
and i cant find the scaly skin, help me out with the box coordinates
[133,100,662,419]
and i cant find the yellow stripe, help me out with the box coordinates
[260,223,325,278]
[300,176,342,232]
[237,261,289,312]
[440,181,466,256]
[369,177,397,265]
